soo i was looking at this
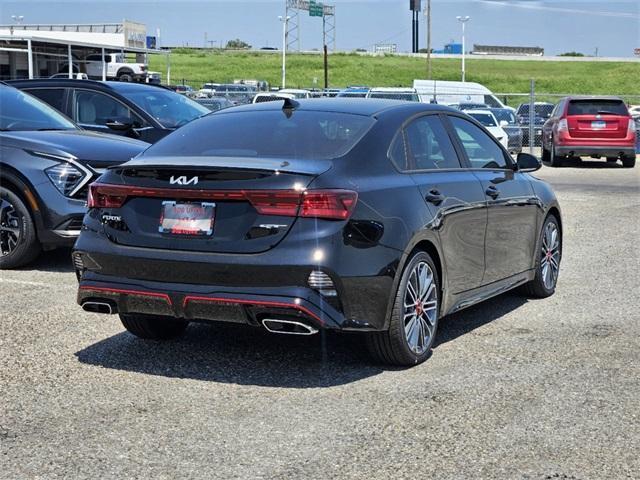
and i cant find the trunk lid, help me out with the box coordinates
[566,99,630,140]
[96,156,332,254]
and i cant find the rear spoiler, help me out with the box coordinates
[117,156,333,176]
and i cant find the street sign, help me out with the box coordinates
[309,1,324,17]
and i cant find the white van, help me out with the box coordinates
[413,80,513,111]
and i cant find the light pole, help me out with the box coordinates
[456,15,470,82]
[278,15,290,88]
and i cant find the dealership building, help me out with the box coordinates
[0,20,170,82]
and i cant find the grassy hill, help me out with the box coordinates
[149,50,640,97]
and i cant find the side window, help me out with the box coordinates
[25,88,66,113]
[404,115,460,170]
[388,132,408,170]
[73,90,139,127]
[449,116,509,169]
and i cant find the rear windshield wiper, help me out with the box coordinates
[596,111,619,115]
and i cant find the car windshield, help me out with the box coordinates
[492,109,517,125]
[119,89,210,129]
[567,99,628,116]
[469,113,497,127]
[337,91,368,98]
[369,92,419,102]
[144,110,375,160]
[518,104,554,118]
[0,86,77,132]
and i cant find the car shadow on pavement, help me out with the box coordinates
[434,292,528,347]
[17,248,74,273]
[75,321,383,388]
[75,291,529,387]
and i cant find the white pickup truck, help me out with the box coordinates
[83,53,148,82]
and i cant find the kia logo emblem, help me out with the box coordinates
[170,175,199,186]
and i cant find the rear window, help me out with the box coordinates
[144,110,375,160]
[567,99,628,116]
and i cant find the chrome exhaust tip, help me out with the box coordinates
[81,301,116,315]
[262,319,318,336]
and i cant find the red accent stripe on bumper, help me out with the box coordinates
[79,286,173,306]
[182,295,324,325]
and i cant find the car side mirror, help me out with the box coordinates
[499,120,509,127]
[105,118,134,132]
[516,152,542,172]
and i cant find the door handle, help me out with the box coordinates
[485,186,500,199]
[425,189,444,206]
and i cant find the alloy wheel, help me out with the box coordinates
[0,198,21,257]
[540,221,560,289]
[403,261,438,355]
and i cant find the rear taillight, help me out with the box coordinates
[244,191,301,216]
[300,190,358,220]
[558,118,568,132]
[628,118,637,136]
[88,183,128,208]
[87,183,357,221]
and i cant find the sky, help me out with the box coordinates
[1,0,639,57]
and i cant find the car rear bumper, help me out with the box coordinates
[75,273,385,332]
[555,145,636,157]
[73,227,400,331]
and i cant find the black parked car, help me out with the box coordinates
[74,99,562,366]
[0,85,148,268]
[8,79,209,144]
[491,107,523,154]
[516,102,555,147]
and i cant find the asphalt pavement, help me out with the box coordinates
[1,158,639,479]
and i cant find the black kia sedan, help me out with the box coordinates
[0,85,148,268]
[8,79,209,144]
[74,99,562,366]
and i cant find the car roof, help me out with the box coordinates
[216,98,459,117]
[563,95,625,101]
[466,109,494,115]
[369,87,417,93]
[6,78,169,93]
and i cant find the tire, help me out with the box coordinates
[541,147,551,164]
[367,251,440,366]
[549,143,563,167]
[0,187,41,269]
[622,156,636,168]
[606,157,618,163]
[117,70,133,82]
[120,313,189,340]
[521,214,562,298]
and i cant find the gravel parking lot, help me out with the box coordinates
[1,159,639,480]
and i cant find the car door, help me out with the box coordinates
[70,88,154,141]
[397,113,488,294]
[446,114,539,285]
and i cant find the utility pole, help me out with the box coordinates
[279,15,290,88]
[426,0,432,79]
[456,16,470,82]
[323,15,328,89]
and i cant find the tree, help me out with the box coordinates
[226,38,251,50]
[559,51,585,57]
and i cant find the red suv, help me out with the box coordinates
[542,96,636,168]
